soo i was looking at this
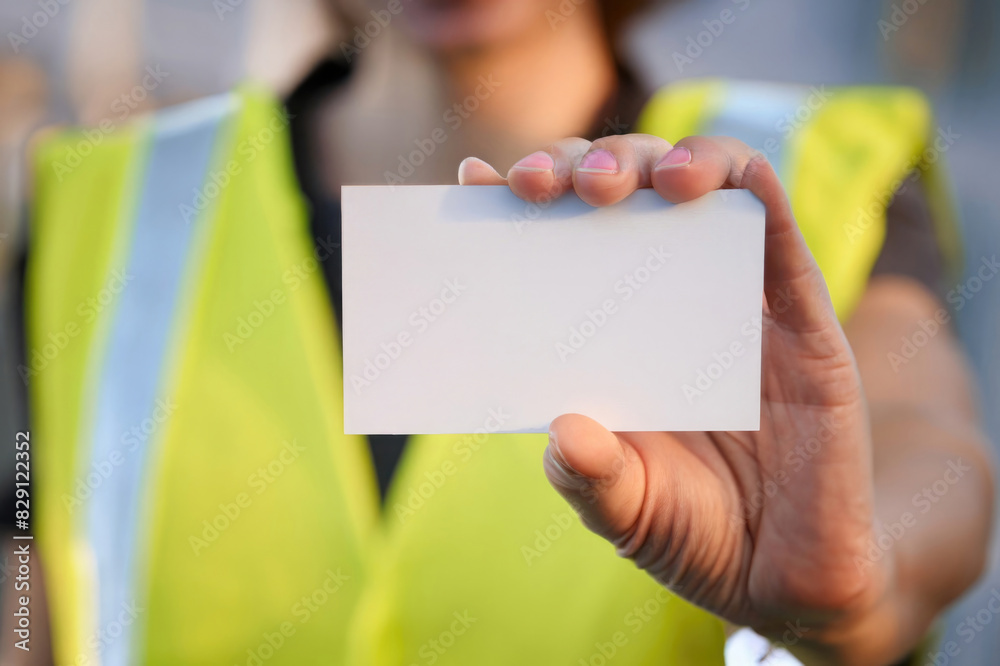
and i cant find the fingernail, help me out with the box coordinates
[576,149,619,174]
[511,150,554,172]
[654,147,692,169]
[457,156,477,185]
[544,431,583,490]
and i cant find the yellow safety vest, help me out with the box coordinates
[27,80,953,665]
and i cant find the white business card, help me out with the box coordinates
[342,186,764,434]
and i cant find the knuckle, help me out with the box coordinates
[589,135,624,151]
[736,151,773,189]
[549,137,592,157]
[553,160,575,182]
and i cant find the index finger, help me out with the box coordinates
[653,135,837,334]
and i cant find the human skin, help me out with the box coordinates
[321,0,616,187]
[458,135,995,665]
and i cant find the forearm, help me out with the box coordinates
[789,277,995,664]
[872,408,993,622]
[860,277,994,626]
[782,411,993,665]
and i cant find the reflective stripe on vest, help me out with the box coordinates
[86,94,237,666]
[30,81,949,665]
[32,88,376,665]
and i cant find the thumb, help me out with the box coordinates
[543,414,647,548]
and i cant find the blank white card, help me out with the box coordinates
[341,186,764,434]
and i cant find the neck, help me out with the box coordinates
[437,6,617,149]
[320,8,620,187]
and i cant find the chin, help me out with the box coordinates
[397,0,549,52]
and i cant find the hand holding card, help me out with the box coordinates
[397,134,882,663]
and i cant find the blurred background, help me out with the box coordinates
[0,0,997,663]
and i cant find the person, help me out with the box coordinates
[21,0,993,664]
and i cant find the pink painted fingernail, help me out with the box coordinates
[577,149,619,174]
[511,151,555,172]
[654,147,692,169]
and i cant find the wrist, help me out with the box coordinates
[757,556,917,665]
